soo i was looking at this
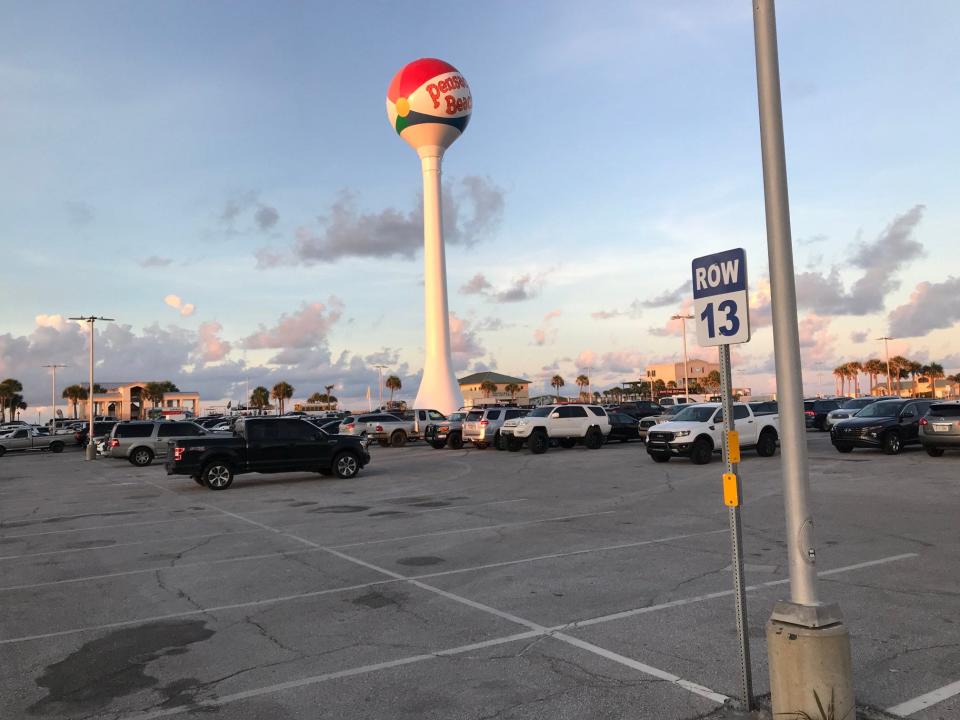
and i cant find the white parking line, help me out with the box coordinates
[887,679,960,716]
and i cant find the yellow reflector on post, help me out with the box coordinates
[723,472,740,507]
[727,430,741,463]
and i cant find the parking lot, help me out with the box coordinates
[0,434,957,720]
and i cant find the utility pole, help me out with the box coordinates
[671,314,694,402]
[878,336,893,395]
[69,316,115,460]
[325,384,335,412]
[751,1,853,717]
[374,364,387,411]
[42,364,67,431]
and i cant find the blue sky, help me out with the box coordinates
[2,1,959,413]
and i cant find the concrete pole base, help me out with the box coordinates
[767,617,854,719]
[85,444,96,461]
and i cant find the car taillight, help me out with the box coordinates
[804,410,815,416]
[110,439,119,447]
[344,423,354,430]
[174,447,184,461]
[480,420,489,426]
[919,418,928,426]
[375,425,383,432]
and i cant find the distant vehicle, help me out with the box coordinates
[165,416,370,490]
[748,400,779,416]
[830,399,933,455]
[659,396,692,407]
[146,408,196,421]
[499,404,610,454]
[823,397,895,430]
[638,404,687,440]
[425,410,477,450]
[106,421,208,467]
[919,402,960,457]
[804,398,850,431]
[646,402,780,464]
[196,416,225,429]
[614,401,664,420]
[605,413,642,443]
[339,413,400,440]
[364,409,446,447]
[463,407,528,449]
[74,421,119,446]
[0,427,68,456]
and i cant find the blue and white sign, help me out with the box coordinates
[691,248,751,347]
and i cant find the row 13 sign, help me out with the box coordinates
[692,248,751,347]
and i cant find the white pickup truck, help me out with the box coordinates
[367,409,447,447]
[499,403,610,454]
[0,427,68,456]
[645,402,779,464]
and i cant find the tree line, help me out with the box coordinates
[831,358,958,397]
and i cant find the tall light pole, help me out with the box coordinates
[752,1,853,717]
[69,316,115,460]
[878,336,893,395]
[374,364,387,411]
[42,364,67,431]
[671,314,693,402]
[325,384,335,412]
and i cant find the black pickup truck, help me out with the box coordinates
[165,416,370,490]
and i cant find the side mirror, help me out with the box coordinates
[550,411,560,418]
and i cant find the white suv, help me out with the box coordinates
[499,404,610,454]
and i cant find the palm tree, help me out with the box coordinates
[948,373,960,398]
[504,383,521,401]
[325,384,336,410]
[550,375,565,399]
[62,384,88,418]
[846,361,862,397]
[250,386,270,413]
[141,382,164,412]
[575,374,589,401]
[308,392,323,403]
[888,356,909,396]
[920,363,945,398]
[0,378,23,423]
[271,381,294,415]
[863,359,884,395]
[832,365,845,396]
[385,375,402,402]
[479,380,497,398]
[704,370,722,394]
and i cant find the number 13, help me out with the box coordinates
[700,300,740,338]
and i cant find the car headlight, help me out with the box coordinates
[674,430,691,437]
[516,420,527,426]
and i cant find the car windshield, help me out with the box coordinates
[664,405,685,417]
[528,407,553,417]
[448,413,466,421]
[841,398,875,410]
[855,401,904,418]
[671,405,717,423]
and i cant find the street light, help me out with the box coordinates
[877,336,894,395]
[42,364,67,431]
[68,316,115,460]
[671,314,694,402]
[374,364,388,411]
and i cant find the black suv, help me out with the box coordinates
[830,399,933,455]
[804,398,849,431]
[614,401,664,420]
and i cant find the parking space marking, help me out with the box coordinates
[887,679,960,716]
[0,511,616,591]
[0,513,228,540]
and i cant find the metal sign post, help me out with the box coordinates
[692,247,752,710]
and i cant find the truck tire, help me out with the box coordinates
[584,427,603,450]
[333,452,360,479]
[449,432,463,450]
[650,451,671,463]
[0,446,6,458]
[129,447,154,467]
[529,431,548,454]
[559,438,576,449]
[756,429,778,457]
[50,442,64,454]
[925,447,945,457]
[431,440,447,450]
[690,437,713,465]
[882,432,902,455]
[203,461,234,490]
[390,430,407,448]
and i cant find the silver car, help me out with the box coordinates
[824,397,896,430]
[920,402,960,457]
[463,407,528,449]
[106,421,207,467]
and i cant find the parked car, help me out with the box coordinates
[424,410,477,449]
[0,427,68,456]
[646,402,780,464]
[614,401,664,420]
[638,404,687,441]
[74,421,119,446]
[165,416,370,490]
[339,413,401,440]
[106,421,209,466]
[606,413,642,443]
[659,396,693,407]
[308,418,344,434]
[804,398,850,431]
[919,402,960,457]
[748,400,779,416]
[830,399,933,455]
[362,409,447,447]
[499,404,610,454]
[823,397,894,430]
[463,407,528,449]
[196,416,225,429]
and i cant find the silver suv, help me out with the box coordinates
[463,407,528,449]
[106,421,207,466]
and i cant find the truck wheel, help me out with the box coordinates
[584,428,603,450]
[882,432,902,455]
[0,446,6,458]
[449,432,463,450]
[690,437,713,465]
[496,433,507,451]
[925,447,945,457]
[203,462,234,490]
[834,443,854,454]
[756,430,778,457]
[130,447,154,467]
[390,430,407,448]
[333,452,360,479]
[529,431,548,454]
[431,440,447,450]
[559,438,576,449]
[650,452,671,463]
[50,442,64,454]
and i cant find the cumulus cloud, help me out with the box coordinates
[140,256,173,268]
[795,205,926,315]
[254,205,279,232]
[240,298,343,351]
[797,314,836,364]
[461,273,493,295]
[218,191,280,236]
[260,176,504,266]
[887,277,960,338]
[533,310,561,346]
[460,272,542,303]
[195,321,231,363]
[449,312,486,371]
[642,282,689,309]
[163,295,195,317]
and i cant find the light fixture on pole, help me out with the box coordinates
[68,316,115,460]
[374,364,388,411]
[42,364,67,431]
[877,336,893,395]
[671,314,694,402]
